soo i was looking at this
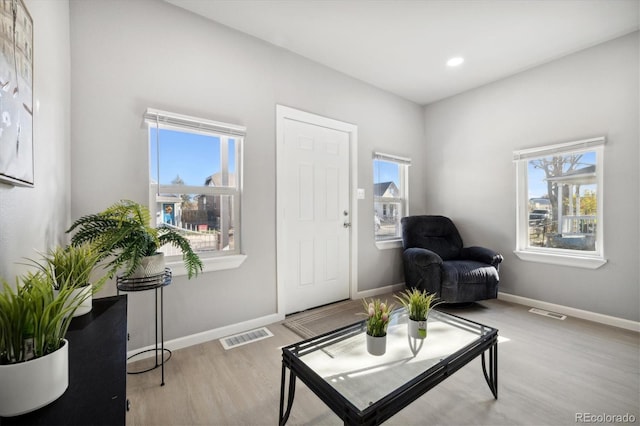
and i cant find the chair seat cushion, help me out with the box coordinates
[441,260,499,302]
[442,260,498,284]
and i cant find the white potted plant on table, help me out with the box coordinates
[395,288,440,339]
[362,298,394,356]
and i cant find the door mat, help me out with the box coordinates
[282,299,364,340]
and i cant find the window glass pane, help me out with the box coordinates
[373,160,401,197]
[155,193,236,255]
[374,201,403,240]
[374,159,404,240]
[527,151,597,251]
[150,128,236,187]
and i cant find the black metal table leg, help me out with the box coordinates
[279,364,297,426]
[160,286,165,386]
[154,286,159,368]
[481,340,498,399]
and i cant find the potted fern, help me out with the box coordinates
[0,272,86,416]
[67,200,203,280]
[395,288,440,339]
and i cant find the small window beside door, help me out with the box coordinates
[373,152,410,247]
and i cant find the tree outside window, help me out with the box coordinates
[527,152,597,251]
[514,137,605,269]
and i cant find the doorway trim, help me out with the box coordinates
[275,105,358,317]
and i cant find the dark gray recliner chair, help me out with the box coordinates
[401,215,503,303]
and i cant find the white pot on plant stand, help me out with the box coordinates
[129,252,166,279]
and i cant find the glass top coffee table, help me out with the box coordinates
[279,308,498,425]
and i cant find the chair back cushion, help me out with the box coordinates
[401,215,463,260]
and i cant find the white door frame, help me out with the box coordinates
[276,105,358,317]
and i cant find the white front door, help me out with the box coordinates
[276,106,355,315]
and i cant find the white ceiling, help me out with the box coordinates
[166,0,639,105]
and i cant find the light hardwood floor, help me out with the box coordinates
[126,299,639,425]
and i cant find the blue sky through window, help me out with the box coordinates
[373,159,399,185]
[150,128,236,186]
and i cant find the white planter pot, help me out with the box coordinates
[54,286,92,317]
[0,339,69,417]
[71,286,92,317]
[129,252,166,279]
[366,333,387,356]
[408,318,427,339]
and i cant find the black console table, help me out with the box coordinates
[117,269,172,386]
[0,295,128,426]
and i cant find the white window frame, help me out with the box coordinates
[143,108,247,274]
[513,136,606,269]
[373,152,410,250]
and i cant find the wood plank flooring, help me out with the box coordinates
[126,299,639,425]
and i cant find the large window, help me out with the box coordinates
[144,109,245,269]
[514,137,606,268]
[373,152,410,244]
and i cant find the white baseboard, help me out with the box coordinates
[353,282,405,300]
[128,284,406,361]
[127,312,284,361]
[130,286,638,362]
[498,292,640,332]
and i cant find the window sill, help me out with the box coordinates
[375,239,403,250]
[513,250,606,269]
[167,254,248,277]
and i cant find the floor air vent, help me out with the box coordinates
[529,307,567,320]
[220,327,274,350]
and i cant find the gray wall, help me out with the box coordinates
[69,0,425,349]
[0,0,70,280]
[4,1,634,355]
[423,32,639,322]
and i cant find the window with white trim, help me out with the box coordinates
[514,137,606,269]
[144,108,244,266]
[373,152,410,243]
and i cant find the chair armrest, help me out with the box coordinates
[402,248,443,294]
[403,247,443,266]
[460,246,503,268]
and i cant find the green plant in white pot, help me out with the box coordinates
[0,272,86,416]
[27,244,107,317]
[362,298,394,356]
[67,200,203,279]
[395,288,440,339]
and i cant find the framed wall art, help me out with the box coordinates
[0,0,33,187]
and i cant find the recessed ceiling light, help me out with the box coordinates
[447,57,464,67]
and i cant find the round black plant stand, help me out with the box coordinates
[117,268,172,386]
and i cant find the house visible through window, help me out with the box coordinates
[373,152,410,242]
[144,108,245,260]
[514,137,606,268]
